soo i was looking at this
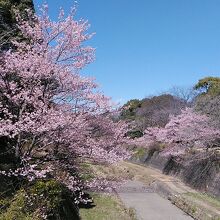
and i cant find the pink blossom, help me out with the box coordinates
[0,5,130,195]
[134,108,220,155]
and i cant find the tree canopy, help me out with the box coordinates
[0,0,34,49]
[194,77,220,96]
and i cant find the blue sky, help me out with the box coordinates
[33,0,220,103]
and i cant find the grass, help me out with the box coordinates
[171,193,220,220]
[133,148,147,159]
[79,162,137,220]
[79,193,137,220]
[184,192,220,210]
[86,161,156,186]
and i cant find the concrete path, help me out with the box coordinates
[117,180,193,220]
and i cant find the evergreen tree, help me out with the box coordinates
[0,0,34,50]
[194,77,220,97]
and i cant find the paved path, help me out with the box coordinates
[117,180,193,220]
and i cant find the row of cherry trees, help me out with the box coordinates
[0,5,129,194]
[133,107,220,155]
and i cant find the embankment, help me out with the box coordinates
[130,146,220,198]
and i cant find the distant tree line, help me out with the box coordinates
[121,76,220,139]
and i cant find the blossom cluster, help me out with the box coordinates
[133,108,220,155]
[0,5,130,197]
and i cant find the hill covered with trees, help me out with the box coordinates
[120,93,188,138]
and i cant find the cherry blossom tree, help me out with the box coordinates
[133,108,220,155]
[0,5,130,196]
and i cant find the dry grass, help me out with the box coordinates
[88,161,156,186]
[184,192,220,210]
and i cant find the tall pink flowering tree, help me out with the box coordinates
[133,108,220,155]
[0,5,130,192]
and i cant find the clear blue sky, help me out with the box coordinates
[33,0,220,103]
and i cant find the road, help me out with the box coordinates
[117,180,193,220]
